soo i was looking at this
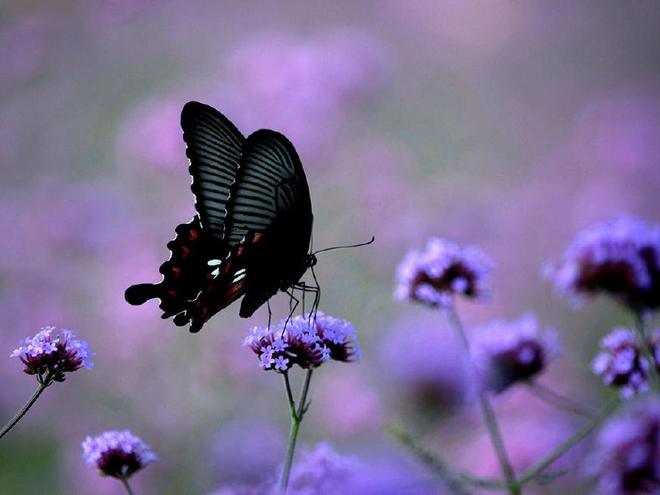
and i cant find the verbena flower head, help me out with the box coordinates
[546,216,660,312]
[471,314,560,393]
[395,238,493,308]
[10,326,93,382]
[82,430,157,479]
[590,397,660,494]
[243,312,359,372]
[592,328,653,399]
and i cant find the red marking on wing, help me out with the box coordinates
[179,231,267,332]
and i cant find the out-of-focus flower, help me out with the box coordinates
[545,217,660,312]
[315,370,381,435]
[650,329,660,372]
[117,97,187,172]
[287,443,358,494]
[209,417,284,486]
[82,430,157,479]
[471,314,560,393]
[209,486,264,495]
[243,312,359,372]
[380,315,473,413]
[592,328,652,399]
[10,326,93,382]
[210,443,435,495]
[395,238,493,308]
[225,30,391,162]
[589,397,660,494]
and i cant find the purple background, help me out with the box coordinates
[1,1,659,493]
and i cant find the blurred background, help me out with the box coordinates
[1,1,659,493]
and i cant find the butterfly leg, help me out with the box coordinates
[281,289,300,336]
[267,300,272,331]
[292,280,320,327]
[309,265,322,324]
[299,281,307,315]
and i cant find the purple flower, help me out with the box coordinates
[82,430,157,479]
[593,328,653,399]
[10,326,94,382]
[395,238,493,308]
[471,314,560,393]
[546,216,660,312]
[224,30,390,163]
[243,312,359,372]
[590,397,660,494]
[210,443,436,495]
[287,443,358,494]
[379,315,474,413]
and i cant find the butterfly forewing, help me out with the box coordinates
[224,129,312,247]
[181,101,245,239]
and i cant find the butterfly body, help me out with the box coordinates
[125,102,314,332]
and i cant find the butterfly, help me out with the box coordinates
[125,101,317,333]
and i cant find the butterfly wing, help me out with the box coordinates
[179,129,314,330]
[124,216,220,318]
[125,102,245,319]
[181,101,245,239]
[224,129,312,248]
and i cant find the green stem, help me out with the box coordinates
[518,399,619,486]
[0,377,51,440]
[279,370,313,494]
[634,312,659,390]
[527,382,596,419]
[283,372,297,419]
[388,423,504,493]
[119,476,136,495]
[446,305,520,495]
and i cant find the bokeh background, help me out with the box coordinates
[1,1,659,494]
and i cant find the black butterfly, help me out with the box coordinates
[125,101,317,333]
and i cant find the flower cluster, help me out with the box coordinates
[592,328,654,399]
[590,397,660,494]
[10,326,94,382]
[82,430,157,479]
[546,217,660,312]
[243,312,360,372]
[395,238,493,308]
[471,314,560,393]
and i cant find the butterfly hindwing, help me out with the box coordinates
[176,232,266,332]
[125,216,221,318]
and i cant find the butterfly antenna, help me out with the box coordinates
[312,236,375,256]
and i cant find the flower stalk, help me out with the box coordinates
[526,381,595,419]
[517,399,619,487]
[388,423,502,494]
[119,476,136,495]
[0,374,52,440]
[280,370,314,494]
[446,305,520,495]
